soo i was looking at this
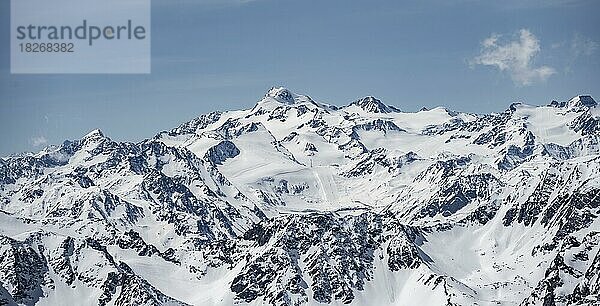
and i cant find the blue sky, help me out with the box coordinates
[1,0,599,155]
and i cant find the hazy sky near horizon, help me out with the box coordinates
[1,0,599,155]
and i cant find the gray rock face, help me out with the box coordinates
[204,141,240,165]
[230,213,424,305]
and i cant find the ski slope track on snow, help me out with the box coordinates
[1,87,599,306]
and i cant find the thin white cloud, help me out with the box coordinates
[31,136,48,147]
[571,34,598,57]
[551,42,564,49]
[471,29,556,86]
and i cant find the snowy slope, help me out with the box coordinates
[1,87,599,306]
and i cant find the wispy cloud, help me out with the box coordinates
[571,33,598,57]
[471,29,556,86]
[31,136,48,147]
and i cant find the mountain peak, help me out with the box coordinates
[80,129,108,145]
[265,87,296,104]
[568,95,596,108]
[83,129,105,139]
[549,95,596,109]
[348,96,400,113]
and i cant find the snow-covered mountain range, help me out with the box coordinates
[1,87,599,306]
